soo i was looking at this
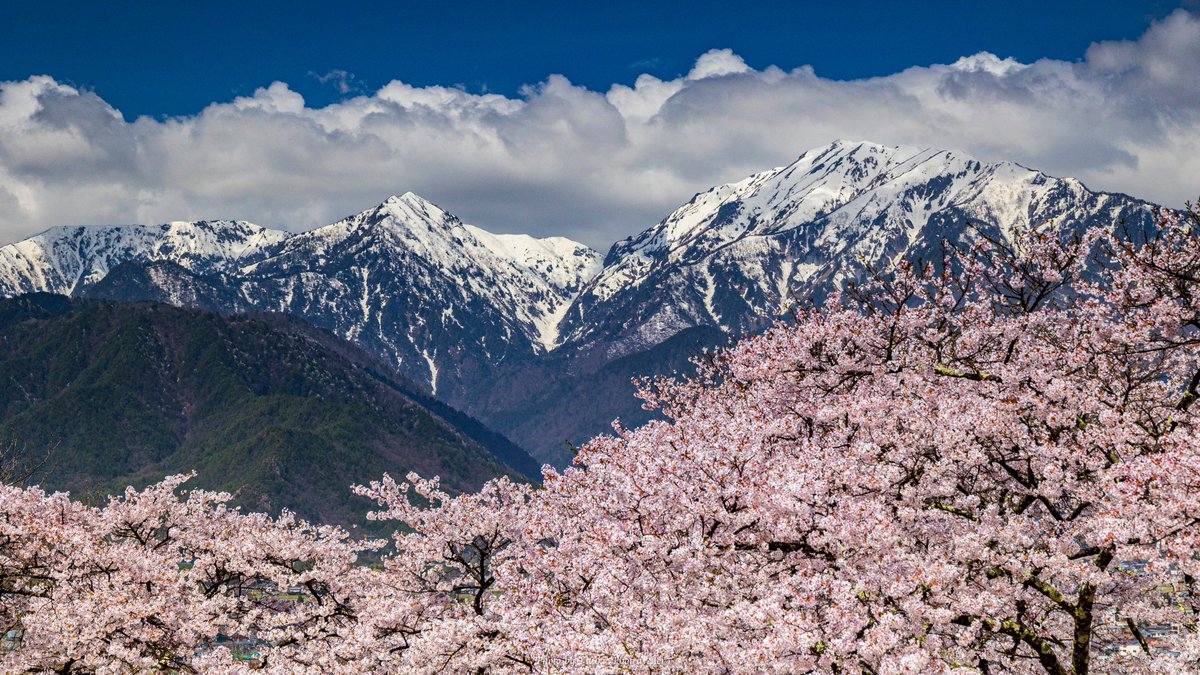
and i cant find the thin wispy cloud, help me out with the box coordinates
[627,57,670,73]
[309,69,364,96]
[0,10,1198,249]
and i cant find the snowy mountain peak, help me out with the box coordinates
[355,193,604,298]
[559,140,1160,359]
[316,193,601,295]
[800,138,912,158]
[360,192,456,236]
[378,191,448,221]
[613,140,945,263]
[0,150,1164,414]
[464,226,602,289]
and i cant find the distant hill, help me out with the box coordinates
[0,294,539,526]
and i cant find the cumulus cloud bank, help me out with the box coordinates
[1,10,1199,248]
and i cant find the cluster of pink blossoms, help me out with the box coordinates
[4,206,1200,673]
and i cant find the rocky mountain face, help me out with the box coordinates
[231,194,601,400]
[556,141,1161,362]
[0,141,1164,467]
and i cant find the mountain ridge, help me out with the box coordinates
[0,220,289,297]
[0,293,540,526]
[0,194,603,401]
[0,140,1167,466]
[556,140,1160,360]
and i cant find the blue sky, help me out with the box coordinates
[0,2,1198,247]
[1,1,1188,117]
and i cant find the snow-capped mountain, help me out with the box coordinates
[0,221,288,297]
[0,193,603,404]
[0,142,1167,465]
[556,140,1160,360]
[232,193,601,396]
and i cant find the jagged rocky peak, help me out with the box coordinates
[275,192,461,262]
[604,140,924,262]
[382,190,444,215]
[559,140,1159,359]
[292,191,602,292]
[349,192,604,319]
[599,139,1092,272]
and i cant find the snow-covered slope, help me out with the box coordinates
[234,193,601,396]
[0,221,288,297]
[463,224,603,347]
[556,140,1161,359]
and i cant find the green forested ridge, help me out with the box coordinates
[0,294,538,526]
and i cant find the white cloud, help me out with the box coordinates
[687,48,753,80]
[0,11,1198,249]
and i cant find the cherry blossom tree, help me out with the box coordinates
[3,204,1200,674]
[0,474,379,673]
[364,206,1200,673]
[350,474,540,672]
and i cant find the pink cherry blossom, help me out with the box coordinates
[3,203,1200,673]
